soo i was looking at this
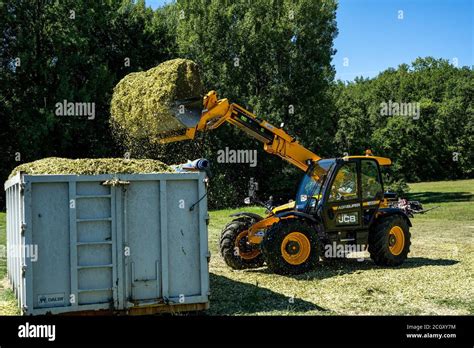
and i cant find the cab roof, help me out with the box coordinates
[338,149,391,166]
[342,155,392,166]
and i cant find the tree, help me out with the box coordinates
[169,0,338,207]
[0,0,174,208]
[333,57,473,183]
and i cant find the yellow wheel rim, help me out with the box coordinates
[281,232,311,265]
[235,230,260,260]
[388,226,405,256]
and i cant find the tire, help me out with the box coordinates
[261,219,320,275]
[368,215,411,266]
[219,218,264,270]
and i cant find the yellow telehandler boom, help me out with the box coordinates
[161,90,391,170]
[161,90,321,172]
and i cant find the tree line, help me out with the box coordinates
[1,0,472,209]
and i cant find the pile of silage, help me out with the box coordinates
[110,58,204,148]
[9,157,173,179]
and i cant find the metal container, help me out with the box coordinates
[5,172,209,315]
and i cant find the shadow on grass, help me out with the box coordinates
[407,191,472,204]
[244,257,459,281]
[208,273,328,315]
[401,257,459,267]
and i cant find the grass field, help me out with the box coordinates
[0,179,472,315]
[0,207,19,315]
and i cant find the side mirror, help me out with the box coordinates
[244,197,251,205]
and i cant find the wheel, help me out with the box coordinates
[219,218,264,270]
[261,219,320,275]
[368,215,411,266]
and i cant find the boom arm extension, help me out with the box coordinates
[162,91,321,172]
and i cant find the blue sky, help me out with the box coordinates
[146,0,473,81]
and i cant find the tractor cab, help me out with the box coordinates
[220,152,412,275]
[296,156,387,229]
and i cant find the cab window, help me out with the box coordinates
[361,160,383,200]
[328,162,358,202]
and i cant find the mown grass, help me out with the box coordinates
[0,211,20,315]
[0,179,472,315]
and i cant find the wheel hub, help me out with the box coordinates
[388,226,405,256]
[235,230,261,260]
[280,232,311,265]
[285,241,301,255]
[388,234,397,247]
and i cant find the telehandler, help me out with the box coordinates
[159,91,412,275]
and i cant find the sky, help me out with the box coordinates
[145,0,473,81]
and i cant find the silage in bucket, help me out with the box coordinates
[110,58,204,149]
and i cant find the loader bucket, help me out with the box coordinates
[168,97,203,129]
[151,97,204,143]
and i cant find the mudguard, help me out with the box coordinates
[377,208,412,227]
[229,212,264,222]
[276,211,317,222]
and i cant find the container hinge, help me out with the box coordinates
[101,178,130,186]
[205,213,210,225]
[22,305,28,314]
[20,183,26,195]
[20,223,27,235]
[206,251,211,263]
[21,264,27,276]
